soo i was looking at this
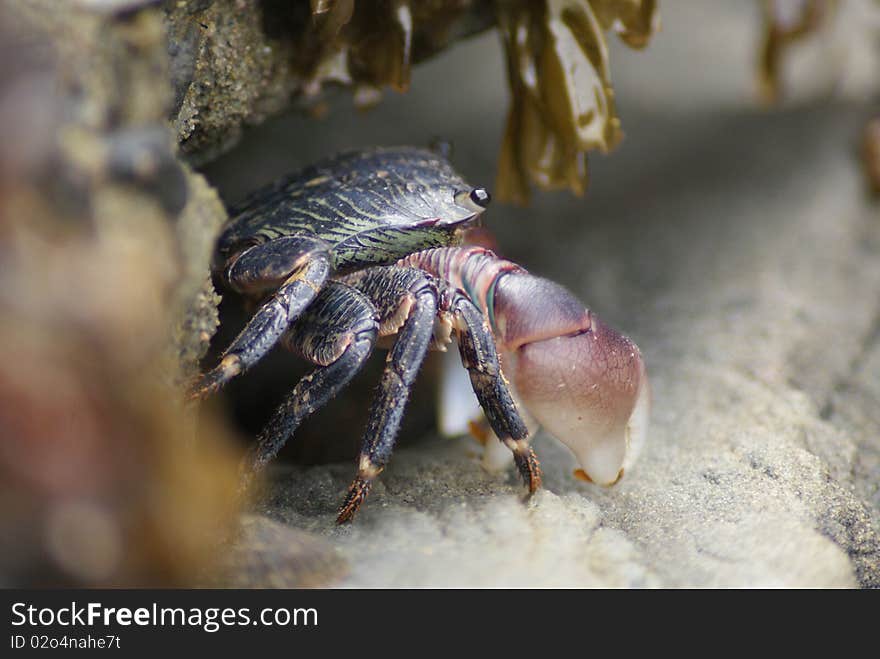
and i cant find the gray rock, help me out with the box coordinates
[257,444,660,588]
[0,0,243,587]
[211,515,348,588]
[164,0,498,165]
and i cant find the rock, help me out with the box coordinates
[0,0,240,587]
[164,0,500,165]
[168,165,228,383]
[255,444,659,587]
[166,0,297,165]
[210,515,348,588]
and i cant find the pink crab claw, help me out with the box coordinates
[493,274,650,485]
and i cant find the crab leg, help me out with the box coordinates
[402,246,650,486]
[446,289,541,491]
[335,266,439,523]
[187,236,332,400]
[241,281,378,488]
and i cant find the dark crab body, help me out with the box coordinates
[215,147,489,277]
[191,146,648,523]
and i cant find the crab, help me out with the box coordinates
[189,146,649,523]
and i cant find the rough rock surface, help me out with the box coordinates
[208,2,880,587]
[165,0,497,165]
[209,515,348,588]
[0,0,242,586]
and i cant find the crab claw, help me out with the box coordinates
[493,274,650,485]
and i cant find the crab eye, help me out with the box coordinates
[469,188,491,208]
[455,188,491,212]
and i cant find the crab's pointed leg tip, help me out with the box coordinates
[336,475,374,525]
[529,472,542,494]
[335,499,361,525]
[184,379,209,402]
[522,447,542,493]
[185,372,220,402]
[187,355,243,401]
[505,438,542,493]
[528,452,543,494]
